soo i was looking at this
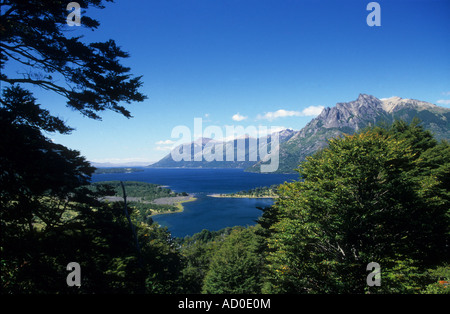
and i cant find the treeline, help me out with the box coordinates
[93,168,144,174]
[90,181,187,201]
[227,185,279,198]
[90,181,189,219]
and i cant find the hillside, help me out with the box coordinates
[249,94,450,173]
[151,129,296,169]
[151,94,450,173]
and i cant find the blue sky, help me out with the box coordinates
[7,0,450,163]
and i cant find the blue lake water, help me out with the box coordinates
[91,168,298,237]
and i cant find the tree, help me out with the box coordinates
[263,121,449,293]
[202,226,265,294]
[176,228,235,293]
[421,265,450,294]
[0,0,147,220]
[0,0,146,119]
[0,86,95,234]
[0,0,150,293]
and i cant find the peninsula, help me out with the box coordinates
[208,185,279,199]
[91,181,196,217]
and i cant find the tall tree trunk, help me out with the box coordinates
[120,181,142,265]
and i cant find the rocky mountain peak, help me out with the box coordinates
[298,94,385,136]
[153,94,450,173]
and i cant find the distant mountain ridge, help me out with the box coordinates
[251,94,450,173]
[91,161,155,168]
[152,129,296,169]
[151,94,450,173]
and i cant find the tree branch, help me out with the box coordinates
[1,42,61,73]
[2,77,70,97]
[1,3,15,17]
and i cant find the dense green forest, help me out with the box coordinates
[212,185,279,198]
[90,180,187,201]
[1,1,449,294]
[90,180,191,218]
[94,168,145,174]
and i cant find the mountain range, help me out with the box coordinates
[151,94,450,173]
[91,161,156,168]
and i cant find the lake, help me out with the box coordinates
[91,168,298,237]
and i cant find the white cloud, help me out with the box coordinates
[232,113,248,121]
[301,105,325,116]
[256,125,287,137]
[206,125,289,142]
[437,99,450,105]
[257,106,324,121]
[257,109,300,121]
[155,139,176,152]
[442,91,450,96]
[156,146,173,151]
[155,139,175,145]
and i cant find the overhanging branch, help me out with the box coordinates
[1,42,61,73]
[1,77,70,97]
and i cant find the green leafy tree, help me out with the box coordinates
[0,87,94,228]
[0,0,154,293]
[1,0,146,119]
[202,226,265,294]
[179,236,220,294]
[421,265,450,294]
[263,121,449,293]
[177,228,234,293]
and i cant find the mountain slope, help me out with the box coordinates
[249,94,450,173]
[151,129,296,169]
[151,94,450,173]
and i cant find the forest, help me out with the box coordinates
[90,180,191,218]
[1,0,449,294]
[2,116,449,293]
[212,185,279,198]
[93,168,144,174]
[89,180,187,201]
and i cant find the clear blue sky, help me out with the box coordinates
[12,0,450,163]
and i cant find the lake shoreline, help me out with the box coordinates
[92,168,297,237]
[149,195,197,217]
[207,193,277,199]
